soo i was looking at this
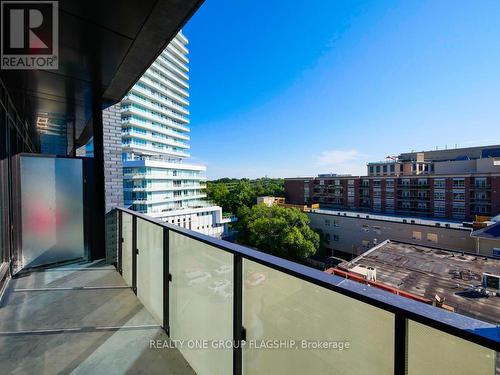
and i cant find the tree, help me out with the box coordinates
[229,181,257,212]
[208,183,231,211]
[236,204,319,261]
[207,178,285,214]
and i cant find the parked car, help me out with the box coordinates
[187,270,211,286]
[208,279,231,294]
[185,268,205,279]
[246,272,266,287]
[214,264,233,275]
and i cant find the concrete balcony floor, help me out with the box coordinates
[0,260,194,375]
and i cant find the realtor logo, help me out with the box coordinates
[1,1,58,69]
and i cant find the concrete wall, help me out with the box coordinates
[157,206,227,239]
[307,211,475,259]
[399,145,500,162]
[434,158,500,175]
[476,158,500,173]
[434,160,477,174]
[477,238,500,257]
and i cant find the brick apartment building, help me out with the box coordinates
[285,145,500,221]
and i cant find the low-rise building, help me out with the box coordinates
[307,209,479,259]
[256,196,285,206]
[335,240,500,325]
[471,221,500,257]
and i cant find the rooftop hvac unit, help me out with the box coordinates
[366,267,377,282]
[482,273,500,292]
[492,248,500,259]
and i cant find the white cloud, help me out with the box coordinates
[315,149,367,176]
[316,149,362,165]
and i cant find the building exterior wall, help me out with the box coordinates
[492,176,500,216]
[434,159,476,175]
[257,196,285,206]
[102,103,124,264]
[476,238,500,257]
[286,174,500,220]
[368,146,500,177]
[123,159,207,213]
[285,178,312,205]
[107,31,228,237]
[307,211,474,259]
[155,205,231,238]
[103,103,124,213]
[399,145,500,163]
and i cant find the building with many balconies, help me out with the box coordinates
[119,32,232,237]
[285,145,500,221]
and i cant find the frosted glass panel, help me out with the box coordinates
[407,320,495,375]
[243,260,394,375]
[169,232,233,375]
[121,212,133,287]
[20,156,84,268]
[136,218,163,324]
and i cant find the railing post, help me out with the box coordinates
[394,313,407,375]
[233,254,243,375]
[132,215,137,294]
[163,227,170,335]
[118,210,122,275]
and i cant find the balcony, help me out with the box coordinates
[0,260,194,374]
[1,203,498,374]
[124,92,189,118]
[112,208,499,374]
[122,104,190,131]
[122,142,190,159]
[473,185,492,190]
[122,130,190,150]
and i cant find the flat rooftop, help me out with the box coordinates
[338,241,500,325]
[310,208,469,230]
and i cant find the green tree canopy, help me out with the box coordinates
[209,183,230,210]
[236,204,319,261]
[206,178,285,214]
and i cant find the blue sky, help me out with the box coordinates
[183,0,500,179]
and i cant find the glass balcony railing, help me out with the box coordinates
[113,207,499,375]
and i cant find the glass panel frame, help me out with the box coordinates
[136,218,164,325]
[169,231,233,375]
[407,320,496,375]
[243,259,395,375]
[121,212,133,287]
[115,209,498,375]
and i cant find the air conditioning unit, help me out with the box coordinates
[492,248,500,259]
[366,267,377,282]
[482,272,500,293]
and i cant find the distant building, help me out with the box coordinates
[285,145,500,220]
[105,32,232,237]
[256,196,319,212]
[471,221,500,257]
[257,196,285,207]
[367,144,500,177]
[307,209,480,259]
[334,240,500,325]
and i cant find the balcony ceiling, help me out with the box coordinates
[0,0,203,151]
